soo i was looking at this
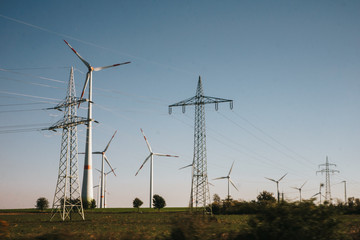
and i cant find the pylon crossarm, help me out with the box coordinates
[44,117,90,131]
[52,98,87,110]
[169,96,233,114]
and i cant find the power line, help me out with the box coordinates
[0,68,65,83]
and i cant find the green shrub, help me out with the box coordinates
[237,201,346,240]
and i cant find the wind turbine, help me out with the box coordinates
[96,168,116,208]
[213,161,238,200]
[312,183,324,205]
[135,128,179,208]
[292,181,307,202]
[265,173,287,203]
[64,40,130,203]
[93,131,117,208]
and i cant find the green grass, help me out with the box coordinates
[2,208,360,240]
[0,208,248,240]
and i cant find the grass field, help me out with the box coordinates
[1,208,360,240]
[0,208,249,240]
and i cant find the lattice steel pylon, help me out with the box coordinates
[46,67,88,221]
[169,76,233,213]
[316,156,339,203]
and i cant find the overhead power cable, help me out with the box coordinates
[0,68,65,83]
[217,111,316,170]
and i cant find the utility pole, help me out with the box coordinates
[316,156,339,204]
[46,67,88,221]
[169,76,233,214]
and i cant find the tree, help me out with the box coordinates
[90,199,96,209]
[35,197,49,211]
[213,194,221,204]
[133,198,143,212]
[153,194,166,210]
[256,190,276,204]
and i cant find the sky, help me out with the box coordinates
[0,0,359,209]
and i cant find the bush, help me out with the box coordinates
[153,194,166,210]
[133,198,143,211]
[35,197,49,211]
[237,201,346,240]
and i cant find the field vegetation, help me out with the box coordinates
[2,194,360,239]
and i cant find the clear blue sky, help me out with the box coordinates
[0,0,359,209]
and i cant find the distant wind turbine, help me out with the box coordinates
[96,168,116,208]
[311,183,325,205]
[292,181,307,202]
[135,128,179,208]
[265,173,287,203]
[213,161,238,200]
[93,131,117,208]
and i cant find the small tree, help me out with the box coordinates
[153,194,166,211]
[90,199,96,209]
[213,194,221,204]
[133,198,143,212]
[36,197,49,211]
[257,190,276,204]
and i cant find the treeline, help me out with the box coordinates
[211,191,360,215]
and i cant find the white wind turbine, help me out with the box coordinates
[135,128,179,208]
[213,161,238,200]
[292,181,307,202]
[64,40,130,203]
[93,131,117,208]
[265,173,287,203]
[96,168,117,208]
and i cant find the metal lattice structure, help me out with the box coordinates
[316,156,339,203]
[169,76,233,213]
[47,67,87,221]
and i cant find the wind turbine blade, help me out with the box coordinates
[95,169,101,173]
[291,187,300,190]
[103,130,117,153]
[104,155,116,176]
[179,163,193,170]
[300,180,307,189]
[228,161,235,176]
[213,177,227,180]
[265,177,276,183]
[135,154,151,176]
[311,192,320,198]
[278,173,288,182]
[106,168,117,175]
[92,151,102,154]
[93,61,131,71]
[78,72,90,107]
[208,182,214,186]
[140,128,152,153]
[63,40,91,68]
[230,179,239,191]
[153,153,179,158]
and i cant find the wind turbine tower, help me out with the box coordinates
[93,131,117,208]
[292,181,307,202]
[213,161,238,200]
[169,76,233,213]
[64,40,130,203]
[135,128,179,208]
[46,67,88,221]
[316,156,339,203]
[265,173,287,203]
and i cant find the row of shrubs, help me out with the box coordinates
[211,191,360,215]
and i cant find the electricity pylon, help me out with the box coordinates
[316,156,339,203]
[46,67,88,221]
[169,76,233,214]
